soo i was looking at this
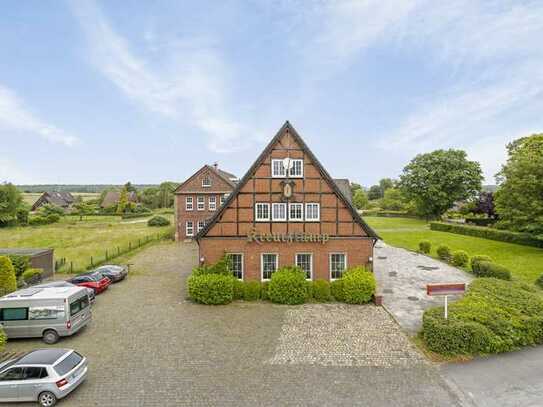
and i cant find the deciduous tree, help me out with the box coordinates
[399,149,482,219]
[353,189,369,210]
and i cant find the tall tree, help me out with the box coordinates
[381,188,406,211]
[116,187,128,215]
[379,178,394,195]
[495,134,543,234]
[353,189,369,210]
[367,185,383,200]
[0,183,23,226]
[124,181,137,193]
[399,149,482,219]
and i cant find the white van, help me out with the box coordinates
[0,286,91,344]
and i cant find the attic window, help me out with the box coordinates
[202,175,212,187]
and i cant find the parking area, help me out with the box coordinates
[373,242,473,334]
[5,242,464,406]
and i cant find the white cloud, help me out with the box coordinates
[0,84,78,146]
[69,0,250,153]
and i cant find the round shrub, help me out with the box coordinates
[243,281,261,301]
[330,279,345,302]
[268,267,307,305]
[7,255,29,278]
[232,278,244,300]
[187,274,233,305]
[46,213,61,224]
[147,216,171,227]
[471,255,493,273]
[0,326,6,352]
[436,245,451,261]
[22,268,43,284]
[419,240,431,254]
[341,266,376,304]
[28,216,48,226]
[0,256,17,297]
[261,282,270,300]
[475,261,512,280]
[312,280,332,302]
[451,250,469,267]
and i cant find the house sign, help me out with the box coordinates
[247,228,330,244]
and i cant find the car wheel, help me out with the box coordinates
[38,391,57,407]
[42,329,60,344]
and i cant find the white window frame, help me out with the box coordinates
[197,220,205,232]
[185,196,193,211]
[329,253,347,281]
[202,175,212,187]
[288,203,303,221]
[288,159,304,178]
[272,203,287,221]
[261,253,278,281]
[186,221,194,237]
[228,253,244,280]
[295,253,313,280]
[271,159,286,178]
[197,196,205,211]
[255,203,270,221]
[305,203,320,221]
[209,196,217,211]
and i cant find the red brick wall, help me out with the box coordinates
[199,237,374,281]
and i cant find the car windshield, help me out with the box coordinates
[54,352,83,376]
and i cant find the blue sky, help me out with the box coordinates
[2,0,543,186]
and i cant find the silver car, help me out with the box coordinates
[0,348,88,406]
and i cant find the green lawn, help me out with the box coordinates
[0,215,172,272]
[365,216,543,284]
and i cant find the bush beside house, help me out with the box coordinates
[0,256,17,296]
[268,267,307,305]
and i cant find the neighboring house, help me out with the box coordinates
[0,248,55,278]
[31,192,75,212]
[100,191,138,208]
[174,163,237,241]
[196,121,379,282]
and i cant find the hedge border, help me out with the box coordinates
[430,222,543,248]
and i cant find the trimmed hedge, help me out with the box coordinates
[232,278,244,300]
[470,255,493,273]
[465,217,495,227]
[419,240,431,254]
[243,281,261,301]
[0,326,6,353]
[436,245,451,261]
[451,250,469,267]
[430,222,543,248]
[341,266,376,304]
[422,278,543,355]
[147,216,171,227]
[312,280,332,302]
[0,256,17,297]
[475,262,511,280]
[331,279,345,302]
[22,268,43,283]
[268,267,307,305]
[187,274,234,305]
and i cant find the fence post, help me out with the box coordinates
[106,250,108,261]
[70,262,73,273]
[91,256,94,267]
[129,242,132,251]
[138,239,141,247]
[117,246,120,256]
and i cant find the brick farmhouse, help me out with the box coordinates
[195,121,379,282]
[174,164,237,241]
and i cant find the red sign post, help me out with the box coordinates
[426,283,466,319]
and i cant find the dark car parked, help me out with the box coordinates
[67,272,110,295]
[93,265,128,283]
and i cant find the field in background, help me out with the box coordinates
[22,192,100,206]
[365,216,543,284]
[0,214,173,272]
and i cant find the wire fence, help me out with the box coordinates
[55,229,174,274]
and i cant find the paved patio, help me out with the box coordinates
[373,242,473,334]
[4,242,464,406]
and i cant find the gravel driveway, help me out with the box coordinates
[4,241,464,406]
[373,242,473,334]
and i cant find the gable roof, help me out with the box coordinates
[100,191,138,208]
[196,121,380,240]
[31,191,75,210]
[174,164,237,193]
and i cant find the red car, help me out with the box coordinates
[68,271,111,294]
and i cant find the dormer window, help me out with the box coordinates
[202,175,211,187]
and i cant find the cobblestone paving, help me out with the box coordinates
[267,304,425,367]
[373,242,473,334]
[5,242,464,407]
